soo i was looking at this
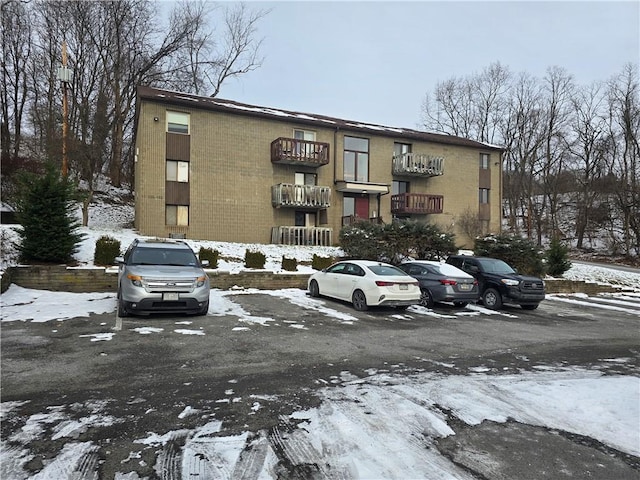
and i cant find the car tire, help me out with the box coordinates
[420,289,434,308]
[309,280,320,298]
[521,304,539,310]
[453,301,468,308]
[117,297,130,318]
[482,288,502,310]
[352,290,368,311]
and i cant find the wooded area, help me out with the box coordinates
[1,0,267,222]
[422,62,639,257]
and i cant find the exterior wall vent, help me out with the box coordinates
[169,233,186,239]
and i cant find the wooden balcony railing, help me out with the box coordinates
[392,153,444,177]
[391,193,444,215]
[271,138,330,167]
[271,226,333,246]
[271,184,331,209]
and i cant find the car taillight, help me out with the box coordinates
[375,281,394,287]
[440,279,457,286]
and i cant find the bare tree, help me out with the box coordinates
[1,0,33,160]
[605,64,640,256]
[567,82,609,249]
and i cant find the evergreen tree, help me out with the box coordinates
[14,163,84,263]
[546,238,572,277]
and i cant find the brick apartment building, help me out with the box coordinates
[134,86,503,247]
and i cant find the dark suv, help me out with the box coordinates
[445,255,545,310]
[115,238,210,317]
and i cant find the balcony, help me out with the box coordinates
[272,184,331,209]
[271,226,333,246]
[392,153,444,177]
[391,193,444,215]
[271,138,330,167]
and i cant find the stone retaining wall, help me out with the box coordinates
[2,265,625,295]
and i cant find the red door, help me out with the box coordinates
[355,197,369,220]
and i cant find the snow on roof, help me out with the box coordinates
[137,86,503,151]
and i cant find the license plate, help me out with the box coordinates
[163,292,179,301]
[399,284,408,290]
[459,284,472,291]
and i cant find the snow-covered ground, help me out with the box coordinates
[1,190,639,478]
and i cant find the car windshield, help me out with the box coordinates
[477,258,515,274]
[367,265,409,276]
[130,248,197,266]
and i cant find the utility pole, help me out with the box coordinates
[57,41,72,177]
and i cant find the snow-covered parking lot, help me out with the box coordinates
[2,278,639,479]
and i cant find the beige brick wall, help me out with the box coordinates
[135,102,503,248]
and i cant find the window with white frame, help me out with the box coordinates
[480,153,490,169]
[479,188,490,204]
[166,205,189,226]
[167,111,190,134]
[166,160,189,182]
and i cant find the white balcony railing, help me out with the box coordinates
[271,183,331,209]
[271,226,333,246]
[392,153,444,177]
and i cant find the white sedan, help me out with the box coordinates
[308,260,421,311]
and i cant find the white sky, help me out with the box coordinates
[212,0,640,128]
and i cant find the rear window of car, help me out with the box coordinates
[434,263,472,277]
[367,265,409,276]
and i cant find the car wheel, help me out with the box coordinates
[117,298,130,318]
[482,288,502,310]
[352,290,368,311]
[453,301,468,308]
[521,304,539,310]
[420,289,434,308]
[309,280,320,297]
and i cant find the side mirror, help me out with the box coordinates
[201,259,210,267]
[115,256,124,264]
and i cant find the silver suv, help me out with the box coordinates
[115,238,210,317]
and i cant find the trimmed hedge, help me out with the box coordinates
[94,235,121,266]
[244,250,266,269]
[281,256,298,271]
[199,247,220,269]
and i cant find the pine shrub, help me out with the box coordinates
[94,235,121,266]
[546,238,572,276]
[311,254,334,270]
[281,256,298,271]
[199,247,219,268]
[474,234,545,276]
[14,163,84,264]
[244,250,266,269]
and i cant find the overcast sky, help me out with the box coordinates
[213,1,639,129]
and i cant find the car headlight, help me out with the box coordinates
[501,279,520,286]
[196,275,208,287]
[127,274,143,287]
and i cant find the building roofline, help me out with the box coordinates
[136,85,504,151]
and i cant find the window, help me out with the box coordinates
[344,136,369,182]
[166,160,189,182]
[294,129,315,141]
[166,205,189,226]
[394,142,411,157]
[295,172,316,185]
[343,196,355,217]
[479,188,490,204]
[392,181,409,195]
[480,153,490,169]
[167,111,190,134]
